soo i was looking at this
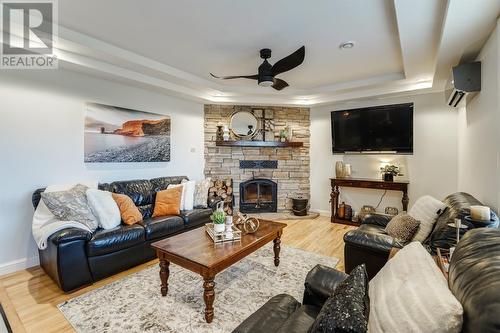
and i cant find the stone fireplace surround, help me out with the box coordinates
[204,104,310,212]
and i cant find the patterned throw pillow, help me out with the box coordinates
[309,264,370,333]
[194,178,211,208]
[41,184,98,231]
[385,213,421,242]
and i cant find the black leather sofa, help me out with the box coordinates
[32,176,214,292]
[343,192,498,279]
[233,228,500,333]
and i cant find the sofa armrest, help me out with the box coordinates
[343,229,402,254]
[302,264,348,307]
[360,213,392,227]
[40,229,93,292]
[50,228,93,245]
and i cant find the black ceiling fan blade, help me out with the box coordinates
[272,78,289,91]
[271,46,305,76]
[210,73,258,80]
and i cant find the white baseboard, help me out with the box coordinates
[309,208,331,217]
[0,256,39,277]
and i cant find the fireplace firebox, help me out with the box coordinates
[239,179,277,213]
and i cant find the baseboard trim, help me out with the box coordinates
[0,256,39,277]
[309,208,331,217]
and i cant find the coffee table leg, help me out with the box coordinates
[273,235,281,267]
[159,258,170,297]
[203,276,215,323]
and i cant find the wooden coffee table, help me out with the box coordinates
[151,219,286,323]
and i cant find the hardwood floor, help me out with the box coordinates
[0,216,355,332]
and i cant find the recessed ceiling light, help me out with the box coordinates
[339,41,355,49]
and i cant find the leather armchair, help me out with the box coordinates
[344,214,404,279]
[232,264,347,333]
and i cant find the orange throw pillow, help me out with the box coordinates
[111,193,142,225]
[153,187,182,217]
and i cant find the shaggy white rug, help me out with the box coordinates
[59,244,339,333]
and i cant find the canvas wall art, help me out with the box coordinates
[84,103,171,163]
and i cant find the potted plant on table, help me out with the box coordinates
[380,165,403,182]
[210,210,226,233]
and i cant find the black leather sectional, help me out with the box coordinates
[233,228,500,333]
[343,192,499,279]
[32,176,213,292]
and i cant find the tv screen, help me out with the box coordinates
[331,103,413,154]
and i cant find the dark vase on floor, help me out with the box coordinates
[383,173,394,182]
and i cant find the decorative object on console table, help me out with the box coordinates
[380,164,403,182]
[330,177,409,226]
[335,161,345,178]
[208,178,233,215]
[338,202,346,219]
[385,206,399,216]
[344,163,352,177]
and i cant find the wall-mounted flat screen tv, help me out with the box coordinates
[331,103,413,154]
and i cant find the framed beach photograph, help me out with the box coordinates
[84,102,171,163]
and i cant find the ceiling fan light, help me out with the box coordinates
[258,80,273,87]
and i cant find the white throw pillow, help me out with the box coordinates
[181,180,196,210]
[369,242,463,333]
[86,189,121,230]
[194,178,211,208]
[408,195,446,242]
[168,183,186,210]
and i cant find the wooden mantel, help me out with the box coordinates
[215,140,303,148]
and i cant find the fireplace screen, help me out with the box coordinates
[239,179,277,213]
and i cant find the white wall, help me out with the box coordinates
[310,92,459,215]
[457,19,500,212]
[0,69,204,275]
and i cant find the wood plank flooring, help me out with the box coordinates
[0,216,354,332]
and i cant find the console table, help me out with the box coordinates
[330,177,409,226]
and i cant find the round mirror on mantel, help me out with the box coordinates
[229,111,259,140]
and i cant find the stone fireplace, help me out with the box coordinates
[204,104,310,213]
[239,178,278,213]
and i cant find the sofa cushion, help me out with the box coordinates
[112,193,143,225]
[276,304,320,333]
[41,184,98,231]
[87,224,145,257]
[106,179,154,207]
[409,195,446,242]
[142,215,184,240]
[150,176,187,192]
[152,187,182,217]
[232,294,301,333]
[385,213,421,242]
[369,242,463,333]
[180,208,212,228]
[310,264,369,333]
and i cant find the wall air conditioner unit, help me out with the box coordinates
[445,61,481,107]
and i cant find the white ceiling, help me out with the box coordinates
[49,0,500,105]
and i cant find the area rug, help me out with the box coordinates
[59,244,339,333]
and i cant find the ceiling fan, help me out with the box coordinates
[210,46,305,91]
